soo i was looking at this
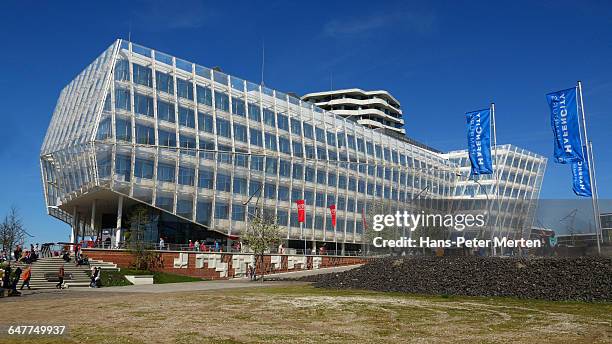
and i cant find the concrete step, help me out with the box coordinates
[7,256,95,290]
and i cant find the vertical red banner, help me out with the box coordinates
[329,204,337,227]
[296,199,305,223]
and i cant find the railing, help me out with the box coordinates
[84,241,381,257]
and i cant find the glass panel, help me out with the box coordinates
[155,51,173,66]
[176,58,192,73]
[132,44,151,57]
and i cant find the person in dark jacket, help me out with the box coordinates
[56,265,64,289]
[2,264,11,289]
[11,267,22,295]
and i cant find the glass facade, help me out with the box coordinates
[40,39,546,246]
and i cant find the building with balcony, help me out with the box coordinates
[301,89,405,135]
[40,39,546,252]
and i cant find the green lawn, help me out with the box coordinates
[99,268,203,287]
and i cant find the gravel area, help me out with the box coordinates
[301,256,612,301]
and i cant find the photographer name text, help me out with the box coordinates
[372,237,542,248]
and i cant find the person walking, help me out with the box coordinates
[11,267,22,295]
[20,265,32,290]
[2,263,11,290]
[56,264,65,289]
[159,237,165,250]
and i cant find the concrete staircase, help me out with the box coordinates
[12,256,116,290]
[89,259,120,271]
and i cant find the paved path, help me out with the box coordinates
[89,264,361,293]
[264,264,362,280]
[5,264,361,298]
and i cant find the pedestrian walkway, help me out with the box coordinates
[82,264,362,293]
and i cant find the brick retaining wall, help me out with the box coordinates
[82,249,367,280]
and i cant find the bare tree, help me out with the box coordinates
[242,212,282,282]
[0,206,28,256]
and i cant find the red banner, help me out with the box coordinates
[329,204,336,227]
[296,199,305,223]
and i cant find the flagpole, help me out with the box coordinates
[490,102,500,256]
[588,141,602,253]
[577,81,601,255]
[301,222,306,255]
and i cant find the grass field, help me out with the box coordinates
[1,284,610,343]
[98,268,203,287]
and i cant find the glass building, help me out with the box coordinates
[444,146,547,242]
[40,39,546,251]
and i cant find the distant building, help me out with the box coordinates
[600,213,612,243]
[443,146,547,240]
[301,89,405,135]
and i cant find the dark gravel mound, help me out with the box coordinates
[301,256,612,302]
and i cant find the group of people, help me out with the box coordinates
[245,263,257,281]
[6,244,41,265]
[1,262,32,297]
[158,238,247,253]
[186,239,222,252]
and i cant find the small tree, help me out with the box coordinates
[363,199,399,255]
[242,212,281,282]
[0,207,29,255]
[126,206,157,270]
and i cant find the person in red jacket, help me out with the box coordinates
[20,265,32,290]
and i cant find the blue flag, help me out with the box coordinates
[546,87,583,164]
[466,109,493,175]
[571,147,592,197]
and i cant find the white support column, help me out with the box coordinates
[71,206,78,244]
[115,195,124,247]
[341,242,346,256]
[91,199,97,241]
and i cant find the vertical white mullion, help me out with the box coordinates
[354,128,362,245]
[227,77,235,236]
[320,112,327,242]
[171,57,180,214]
[151,50,159,208]
[287,102,299,241]
[309,105,317,242]
[257,84,265,218]
[191,64,200,223]
[210,70,219,230]
[128,44,136,198]
[243,81,252,232]
[109,56,118,192]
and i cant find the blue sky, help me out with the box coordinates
[0,0,611,244]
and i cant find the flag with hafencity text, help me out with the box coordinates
[546,87,584,164]
[466,108,493,175]
[572,146,592,197]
